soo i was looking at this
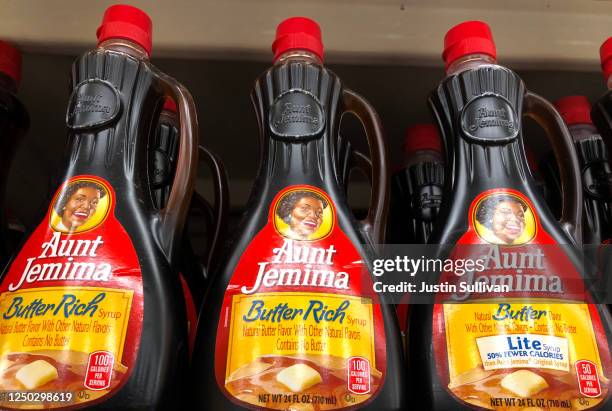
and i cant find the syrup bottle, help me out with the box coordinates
[592,39,612,228]
[152,97,229,354]
[408,21,612,410]
[555,96,612,245]
[387,124,444,348]
[152,97,228,285]
[151,98,180,210]
[0,5,198,409]
[592,37,612,162]
[0,41,28,268]
[387,124,444,244]
[591,37,612,314]
[191,17,404,410]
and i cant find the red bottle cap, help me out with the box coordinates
[554,95,592,126]
[443,21,496,70]
[272,17,324,62]
[404,124,442,156]
[96,5,153,56]
[600,37,612,80]
[0,41,21,87]
[163,98,177,112]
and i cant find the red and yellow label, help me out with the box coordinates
[215,185,386,410]
[433,189,611,410]
[0,176,142,409]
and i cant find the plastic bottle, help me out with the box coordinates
[0,41,28,268]
[591,36,612,318]
[153,97,228,284]
[592,37,612,153]
[191,16,404,410]
[151,98,180,209]
[0,5,198,408]
[408,21,612,410]
[555,96,612,245]
[152,97,229,355]
[388,124,444,244]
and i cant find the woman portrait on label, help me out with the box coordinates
[474,194,534,245]
[52,180,108,233]
[275,190,330,241]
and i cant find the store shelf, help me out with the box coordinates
[3,1,612,227]
[0,0,610,69]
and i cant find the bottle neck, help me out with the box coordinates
[257,54,334,184]
[67,40,157,179]
[568,123,600,142]
[274,49,322,66]
[431,62,535,195]
[446,53,497,76]
[405,149,443,167]
[159,110,179,131]
[97,38,150,61]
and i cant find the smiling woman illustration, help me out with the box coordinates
[53,180,108,233]
[276,190,329,240]
[474,194,533,245]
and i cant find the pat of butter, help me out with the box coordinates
[276,364,322,393]
[500,370,548,398]
[16,360,59,389]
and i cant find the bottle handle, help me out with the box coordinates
[349,149,373,185]
[153,69,199,258]
[336,136,372,186]
[523,91,582,245]
[341,88,389,245]
[336,135,353,188]
[197,145,229,272]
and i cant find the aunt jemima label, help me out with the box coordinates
[215,185,386,410]
[0,175,142,409]
[433,188,611,410]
